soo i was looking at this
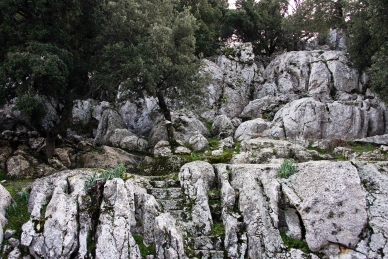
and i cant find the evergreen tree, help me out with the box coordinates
[178,0,228,56]
[222,0,288,56]
[92,0,202,147]
[0,0,104,157]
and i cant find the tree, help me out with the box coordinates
[222,0,289,56]
[92,0,203,148]
[0,0,104,158]
[177,0,228,57]
[283,0,347,46]
[346,0,388,102]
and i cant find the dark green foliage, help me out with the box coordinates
[346,0,388,102]
[222,0,289,56]
[210,222,225,236]
[0,0,104,122]
[284,0,347,45]
[133,234,156,257]
[280,232,311,254]
[178,0,228,56]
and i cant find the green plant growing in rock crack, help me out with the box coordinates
[4,187,30,238]
[133,234,156,257]
[85,163,127,188]
[278,159,297,178]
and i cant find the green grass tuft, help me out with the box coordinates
[278,159,297,178]
[280,232,311,254]
[210,223,225,236]
[4,186,30,238]
[133,234,156,257]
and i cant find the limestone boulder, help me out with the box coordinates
[0,143,12,170]
[94,108,126,146]
[21,170,93,259]
[6,152,38,179]
[271,97,387,145]
[354,161,388,259]
[234,118,270,141]
[149,111,209,146]
[240,96,288,121]
[71,99,98,125]
[232,138,325,164]
[0,184,11,244]
[119,97,159,137]
[283,161,367,252]
[54,148,74,168]
[199,43,262,120]
[154,213,185,259]
[188,133,208,152]
[179,161,215,235]
[211,115,235,139]
[78,146,141,169]
[95,179,140,259]
[120,135,149,152]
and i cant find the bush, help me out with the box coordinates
[85,163,127,189]
[278,159,297,178]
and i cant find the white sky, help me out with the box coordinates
[228,0,236,9]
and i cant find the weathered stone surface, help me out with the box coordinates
[78,146,141,169]
[283,161,367,252]
[149,111,209,146]
[154,213,185,259]
[239,96,287,120]
[179,161,215,236]
[232,138,321,164]
[21,170,92,259]
[188,133,208,152]
[95,179,140,259]
[271,97,387,145]
[234,118,270,141]
[228,164,284,258]
[353,161,388,259]
[119,97,158,136]
[71,99,98,125]
[199,43,261,120]
[6,154,35,179]
[154,141,172,157]
[54,148,74,168]
[356,134,388,145]
[94,108,126,146]
[0,145,12,170]
[0,184,11,244]
[211,115,235,139]
[120,135,149,152]
[109,128,135,147]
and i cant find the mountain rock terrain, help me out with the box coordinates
[1,41,388,258]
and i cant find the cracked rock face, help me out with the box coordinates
[179,161,215,236]
[283,161,368,252]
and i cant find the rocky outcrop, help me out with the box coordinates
[200,43,262,121]
[94,108,127,146]
[179,161,215,236]
[78,146,141,169]
[271,97,387,145]
[0,158,385,258]
[0,184,11,245]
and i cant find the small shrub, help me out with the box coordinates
[280,232,311,254]
[278,159,297,178]
[85,163,127,189]
[133,234,156,257]
[210,223,225,236]
[4,187,30,237]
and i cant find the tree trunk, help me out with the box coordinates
[45,130,56,160]
[156,91,176,150]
